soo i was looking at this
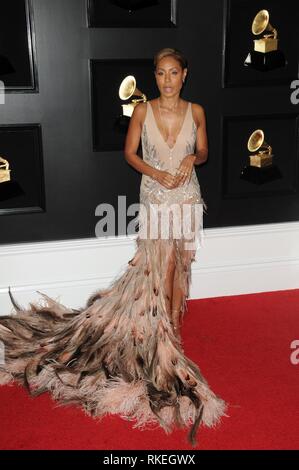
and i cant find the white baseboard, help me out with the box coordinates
[1,221,299,314]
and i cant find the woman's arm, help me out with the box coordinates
[124,103,158,180]
[192,104,208,166]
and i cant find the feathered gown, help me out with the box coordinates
[0,101,226,446]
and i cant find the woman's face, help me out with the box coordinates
[154,56,187,98]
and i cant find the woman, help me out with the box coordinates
[125,47,209,343]
[0,48,226,447]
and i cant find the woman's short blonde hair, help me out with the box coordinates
[154,47,188,70]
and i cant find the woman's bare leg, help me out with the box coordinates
[171,247,194,340]
[171,269,184,341]
[164,247,176,320]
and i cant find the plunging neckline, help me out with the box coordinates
[148,100,190,151]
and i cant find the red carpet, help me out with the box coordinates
[0,288,299,450]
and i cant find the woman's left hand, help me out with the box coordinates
[173,155,196,187]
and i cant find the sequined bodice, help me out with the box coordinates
[140,100,204,207]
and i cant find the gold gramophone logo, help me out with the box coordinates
[247,129,273,168]
[244,9,287,71]
[0,156,11,183]
[119,75,147,117]
[240,129,282,184]
[252,10,278,53]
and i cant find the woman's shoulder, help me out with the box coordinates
[132,101,147,116]
[131,101,148,129]
[190,102,206,127]
[190,101,205,114]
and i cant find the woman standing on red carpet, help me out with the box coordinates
[0,47,226,446]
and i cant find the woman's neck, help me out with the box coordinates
[158,95,182,111]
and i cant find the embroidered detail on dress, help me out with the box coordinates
[142,124,165,171]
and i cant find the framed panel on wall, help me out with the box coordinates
[222,0,299,87]
[87,0,177,27]
[90,58,158,151]
[221,113,299,199]
[0,0,38,92]
[0,124,45,215]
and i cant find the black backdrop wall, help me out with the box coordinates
[0,0,298,245]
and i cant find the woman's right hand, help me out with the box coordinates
[153,169,178,189]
